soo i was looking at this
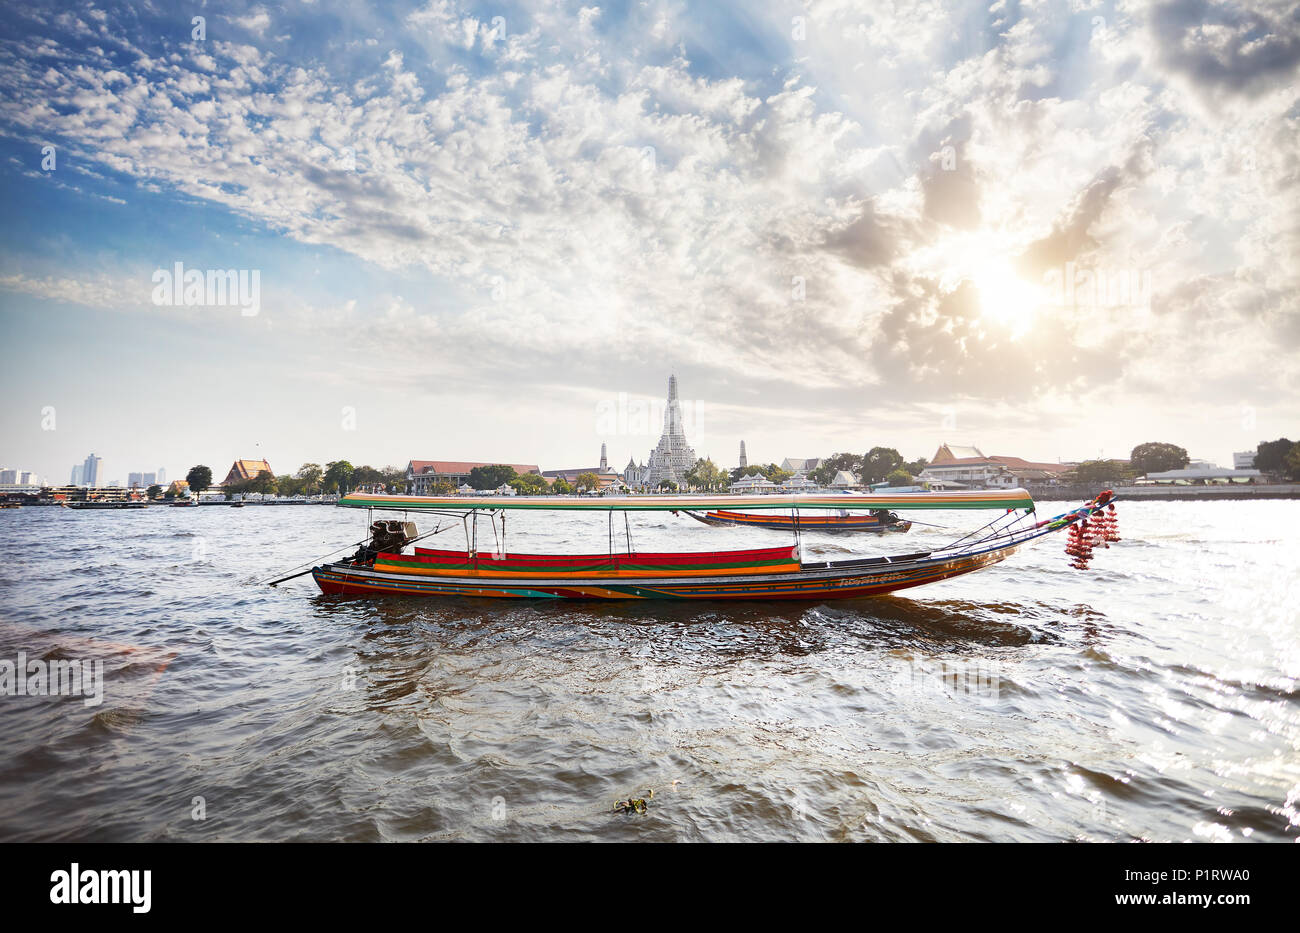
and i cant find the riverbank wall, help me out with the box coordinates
[1027,484,1300,502]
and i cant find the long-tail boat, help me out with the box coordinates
[295,489,1120,600]
[682,507,911,534]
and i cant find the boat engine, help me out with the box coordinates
[351,520,417,565]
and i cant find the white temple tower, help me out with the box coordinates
[643,374,697,488]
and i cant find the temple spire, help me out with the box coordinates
[663,374,684,436]
[644,374,696,488]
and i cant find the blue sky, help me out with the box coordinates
[0,0,1297,484]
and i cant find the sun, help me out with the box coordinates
[970,260,1043,339]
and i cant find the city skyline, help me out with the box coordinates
[1,2,1296,482]
[9,412,1278,490]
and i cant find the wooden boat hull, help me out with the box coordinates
[312,545,1016,601]
[690,509,911,533]
[302,489,1117,602]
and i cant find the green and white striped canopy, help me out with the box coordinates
[337,489,1034,512]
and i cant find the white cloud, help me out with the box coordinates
[0,0,1296,459]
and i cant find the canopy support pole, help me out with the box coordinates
[792,503,803,563]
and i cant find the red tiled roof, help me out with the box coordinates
[931,444,985,464]
[927,455,1069,473]
[224,459,272,483]
[988,456,1070,473]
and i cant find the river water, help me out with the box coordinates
[0,499,1296,841]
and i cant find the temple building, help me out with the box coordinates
[917,444,1070,489]
[629,375,697,489]
[543,444,625,490]
[222,458,273,487]
[781,457,821,477]
[406,459,542,494]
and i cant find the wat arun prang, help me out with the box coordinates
[625,375,697,490]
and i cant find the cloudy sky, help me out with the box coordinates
[0,0,1296,484]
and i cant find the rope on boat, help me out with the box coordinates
[260,520,454,586]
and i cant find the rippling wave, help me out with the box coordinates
[0,499,1296,841]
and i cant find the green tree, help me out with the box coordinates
[248,471,277,496]
[575,471,601,492]
[468,464,518,490]
[1130,442,1189,475]
[1254,438,1295,476]
[685,458,727,491]
[1284,442,1300,481]
[145,484,162,500]
[380,465,407,493]
[186,465,213,495]
[552,478,574,495]
[323,460,355,495]
[904,457,929,476]
[296,463,323,495]
[276,475,302,497]
[886,469,912,487]
[657,480,678,492]
[810,453,862,486]
[860,447,904,484]
[350,465,379,487]
[509,473,549,494]
[1072,460,1132,484]
[755,463,792,484]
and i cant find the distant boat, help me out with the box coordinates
[170,498,199,507]
[64,501,148,510]
[684,508,911,534]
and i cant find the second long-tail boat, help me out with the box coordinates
[288,489,1121,600]
[682,507,912,534]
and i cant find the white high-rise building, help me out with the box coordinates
[157,467,167,485]
[70,464,83,486]
[82,453,102,487]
